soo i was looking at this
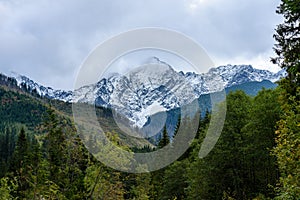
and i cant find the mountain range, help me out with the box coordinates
[4,57,286,128]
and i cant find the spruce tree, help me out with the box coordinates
[173,113,181,139]
[272,0,300,96]
[10,127,30,198]
[272,0,300,198]
[158,125,170,149]
[186,91,252,199]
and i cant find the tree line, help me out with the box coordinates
[0,86,295,199]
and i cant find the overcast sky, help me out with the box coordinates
[0,0,282,90]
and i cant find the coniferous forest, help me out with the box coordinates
[0,0,299,199]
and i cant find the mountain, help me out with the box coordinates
[9,72,73,102]
[153,79,278,139]
[0,79,153,148]
[184,64,285,96]
[225,80,278,96]
[6,58,286,128]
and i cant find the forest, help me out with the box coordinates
[0,0,299,199]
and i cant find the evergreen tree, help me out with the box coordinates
[150,124,170,200]
[129,172,152,200]
[187,91,252,199]
[9,127,30,198]
[242,89,281,198]
[272,0,300,95]
[173,113,181,139]
[0,177,18,200]
[0,125,16,177]
[272,0,300,198]
[84,163,125,200]
[186,119,211,199]
[158,125,170,149]
[42,108,88,199]
[161,160,188,200]
[272,87,300,199]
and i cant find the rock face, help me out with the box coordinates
[8,58,286,127]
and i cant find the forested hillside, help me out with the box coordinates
[0,83,291,199]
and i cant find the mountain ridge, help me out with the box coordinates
[4,60,286,127]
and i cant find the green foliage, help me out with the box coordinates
[0,177,17,200]
[272,87,300,199]
[41,108,88,199]
[158,125,170,148]
[272,0,300,198]
[0,124,17,177]
[161,160,188,200]
[0,177,12,200]
[129,172,152,200]
[9,128,31,198]
[186,90,281,199]
[272,0,300,94]
[0,87,47,130]
[242,89,281,197]
[84,163,125,200]
[173,113,181,138]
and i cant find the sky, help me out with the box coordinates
[0,0,283,90]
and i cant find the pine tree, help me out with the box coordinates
[84,163,125,200]
[272,0,300,95]
[161,160,188,200]
[173,113,181,139]
[186,91,252,199]
[42,108,88,199]
[271,0,300,198]
[158,125,170,149]
[242,89,281,198]
[0,125,16,177]
[9,127,30,198]
[130,172,152,200]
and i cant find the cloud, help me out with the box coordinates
[0,0,282,89]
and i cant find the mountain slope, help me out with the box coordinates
[0,80,153,148]
[7,59,286,127]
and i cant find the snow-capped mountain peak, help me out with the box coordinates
[9,71,73,102]
[5,61,286,128]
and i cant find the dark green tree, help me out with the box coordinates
[242,89,281,198]
[272,0,300,95]
[161,160,188,200]
[129,172,152,200]
[9,127,30,198]
[187,91,252,199]
[43,109,67,186]
[42,108,88,199]
[158,125,170,149]
[271,0,300,198]
[173,113,181,139]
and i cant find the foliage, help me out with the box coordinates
[84,163,125,200]
[0,88,287,199]
[131,174,152,200]
[186,90,281,199]
[272,87,300,199]
[272,0,300,199]
[158,125,170,148]
[272,0,300,95]
[0,177,17,200]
